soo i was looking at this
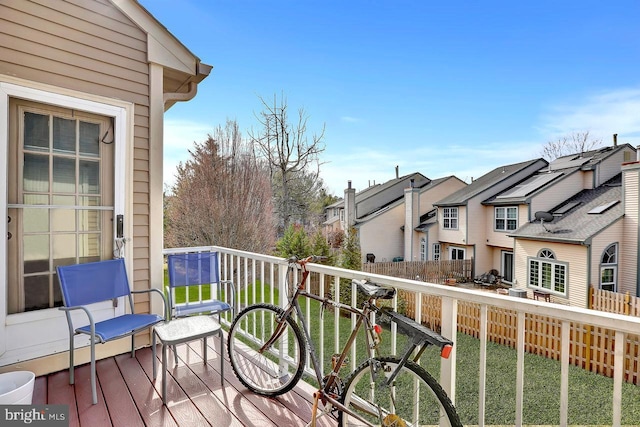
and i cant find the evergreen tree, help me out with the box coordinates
[275,224,311,258]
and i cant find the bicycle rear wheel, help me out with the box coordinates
[227,303,306,396]
[339,356,462,427]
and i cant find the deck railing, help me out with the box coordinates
[163,246,640,427]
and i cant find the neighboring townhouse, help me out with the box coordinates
[482,143,636,284]
[323,170,465,262]
[358,176,466,262]
[0,0,209,373]
[508,149,640,308]
[433,159,548,278]
[323,170,431,236]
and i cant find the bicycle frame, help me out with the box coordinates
[273,260,383,426]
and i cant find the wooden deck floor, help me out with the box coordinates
[33,338,335,427]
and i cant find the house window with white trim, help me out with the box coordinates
[600,243,618,292]
[528,249,566,295]
[443,207,458,229]
[495,206,517,231]
[433,243,440,261]
[419,237,427,261]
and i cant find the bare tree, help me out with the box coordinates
[541,131,604,161]
[165,120,276,253]
[249,93,326,232]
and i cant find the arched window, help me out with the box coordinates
[529,249,566,295]
[419,237,427,261]
[600,243,618,292]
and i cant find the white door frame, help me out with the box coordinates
[0,80,131,364]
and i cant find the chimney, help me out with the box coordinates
[613,134,618,147]
[404,181,420,261]
[395,165,399,179]
[344,181,356,229]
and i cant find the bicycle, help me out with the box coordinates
[227,255,462,427]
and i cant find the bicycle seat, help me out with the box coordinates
[352,279,396,299]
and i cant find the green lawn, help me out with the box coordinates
[235,281,640,425]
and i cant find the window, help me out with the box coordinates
[433,243,441,261]
[443,207,458,229]
[495,207,518,231]
[528,249,567,295]
[420,238,427,261]
[7,101,114,314]
[450,247,465,260]
[600,243,618,292]
[502,251,514,283]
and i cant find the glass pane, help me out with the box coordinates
[601,268,614,283]
[53,273,63,308]
[24,275,50,311]
[24,194,49,205]
[79,233,100,263]
[24,234,49,274]
[79,209,100,231]
[52,156,75,193]
[79,160,99,194]
[79,121,100,157]
[52,208,75,232]
[53,234,76,268]
[24,153,49,192]
[24,207,49,233]
[53,117,75,154]
[24,112,49,152]
[52,195,75,206]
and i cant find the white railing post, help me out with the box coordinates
[613,330,624,427]
[478,304,488,427]
[440,296,458,404]
[560,320,570,427]
[515,311,525,427]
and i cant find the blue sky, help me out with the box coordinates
[140,0,640,196]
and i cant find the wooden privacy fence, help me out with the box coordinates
[591,287,640,316]
[400,289,640,385]
[362,259,473,284]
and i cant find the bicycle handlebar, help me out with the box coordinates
[287,255,328,264]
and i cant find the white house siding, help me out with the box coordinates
[590,220,624,294]
[359,205,405,262]
[0,0,151,303]
[484,204,523,249]
[514,240,588,307]
[529,172,584,217]
[621,162,640,296]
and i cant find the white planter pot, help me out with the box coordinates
[0,371,35,404]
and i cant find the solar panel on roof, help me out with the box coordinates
[553,201,580,215]
[548,156,590,171]
[588,200,620,214]
[496,172,562,199]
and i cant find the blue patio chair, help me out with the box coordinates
[57,258,166,405]
[166,252,235,364]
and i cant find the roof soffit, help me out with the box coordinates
[111,0,201,75]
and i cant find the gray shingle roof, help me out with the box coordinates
[510,174,623,244]
[435,158,547,206]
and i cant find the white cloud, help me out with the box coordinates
[340,116,361,123]
[538,87,640,147]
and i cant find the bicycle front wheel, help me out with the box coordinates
[339,356,462,427]
[227,303,306,396]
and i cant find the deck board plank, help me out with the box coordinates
[96,357,145,427]
[32,376,47,404]
[74,363,112,426]
[135,347,214,427]
[47,370,80,427]
[115,352,179,427]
